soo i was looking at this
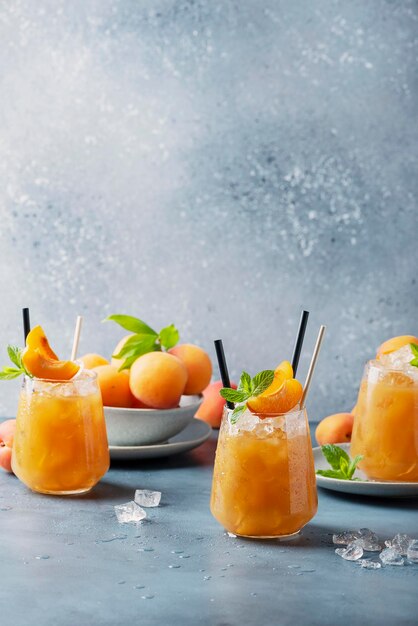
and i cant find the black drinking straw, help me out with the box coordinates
[214,339,234,410]
[22,308,31,342]
[291,309,309,376]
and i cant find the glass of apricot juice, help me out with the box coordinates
[210,405,317,538]
[12,370,110,495]
[351,358,418,482]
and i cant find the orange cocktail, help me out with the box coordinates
[351,360,418,482]
[211,407,317,538]
[12,370,109,495]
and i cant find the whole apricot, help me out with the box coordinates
[111,335,135,369]
[0,419,16,473]
[129,352,187,409]
[94,364,135,408]
[79,353,109,369]
[315,413,354,446]
[376,335,418,358]
[168,344,212,395]
[195,380,237,428]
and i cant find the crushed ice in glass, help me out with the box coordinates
[379,548,404,566]
[335,543,363,561]
[114,501,146,524]
[379,345,416,372]
[134,489,161,508]
[406,540,418,563]
[384,533,412,555]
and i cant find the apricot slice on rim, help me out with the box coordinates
[274,360,293,380]
[247,378,303,415]
[22,326,79,381]
[376,335,418,358]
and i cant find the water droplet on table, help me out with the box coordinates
[168,564,181,569]
[35,555,50,560]
[134,585,145,589]
[141,595,154,600]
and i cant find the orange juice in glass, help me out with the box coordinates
[210,362,317,538]
[12,370,109,495]
[351,345,418,482]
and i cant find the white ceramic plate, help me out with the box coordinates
[109,419,212,461]
[104,395,202,446]
[314,443,418,497]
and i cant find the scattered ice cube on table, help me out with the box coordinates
[379,548,404,566]
[335,542,363,561]
[115,501,146,524]
[384,533,412,555]
[134,489,162,508]
[354,529,381,551]
[406,540,418,563]
[333,530,360,545]
[358,559,382,569]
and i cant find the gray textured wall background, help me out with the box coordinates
[0,0,417,420]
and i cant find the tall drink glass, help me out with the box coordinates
[351,360,418,481]
[12,370,109,495]
[210,406,317,538]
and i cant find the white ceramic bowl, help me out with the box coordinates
[103,395,203,446]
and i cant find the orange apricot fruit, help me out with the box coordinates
[168,344,212,395]
[22,326,79,381]
[0,419,16,473]
[94,364,135,408]
[195,380,238,428]
[376,335,418,359]
[129,352,187,409]
[79,353,109,369]
[315,413,354,446]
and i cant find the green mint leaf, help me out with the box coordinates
[115,335,161,370]
[7,345,23,369]
[410,358,418,368]
[316,469,346,479]
[347,455,364,479]
[104,315,157,336]
[112,334,158,360]
[220,388,251,403]
[229,404,247,424]
[158,324,180,350]
[0,367,24,380]
[251,370,274,396]
[321,444,350,471]
[238,371,252,394]
[339,456,349,478]
[410,343,418,358]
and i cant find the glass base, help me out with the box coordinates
[233,530,301,540]
[30,486,94,496]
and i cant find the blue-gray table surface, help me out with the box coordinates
[0,421,417,626]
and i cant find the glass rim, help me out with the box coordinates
[224,404,306,418]
[366,359,418,376]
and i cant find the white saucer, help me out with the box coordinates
[109,419,212,461]
[314,444,418,497]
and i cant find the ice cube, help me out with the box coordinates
[406,539,418,563]
[379,548,404,566]
[355,530,381,551]
[379,345,415,371]
[358,559,382,569]
[335,542,363,561]
[134,489,161,508]
[385,533,412,555]
[115,501,146,524]
[332,530,360,545]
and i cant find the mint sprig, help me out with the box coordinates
[0,345,30,380]
[316,444,364,481]
[220,369,275,424]
[104,314,180,370]
[410,343,418,368]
